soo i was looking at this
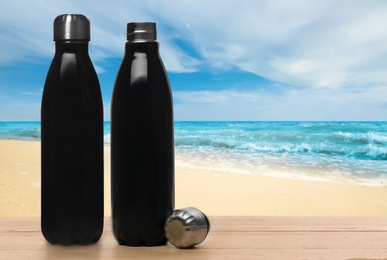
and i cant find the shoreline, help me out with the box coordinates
[175,152,387,187]
[0,139,386,217]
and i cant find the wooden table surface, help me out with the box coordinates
[0,217,387,260]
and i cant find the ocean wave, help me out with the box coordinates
[175,138,236,149]
[175,136,387,160]
[335,131,387,145]
[2,121,387,162]
[0,122,41,140]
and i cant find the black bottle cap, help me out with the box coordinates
[127,22,157,42]
[54,14,90,41]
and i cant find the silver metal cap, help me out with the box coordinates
[127,22,157,42]
[54,14,90,41]
[165,207,210,249]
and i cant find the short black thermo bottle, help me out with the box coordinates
[111,22,174,246]
[41,14,104,245]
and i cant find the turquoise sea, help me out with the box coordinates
[1,121,386,186]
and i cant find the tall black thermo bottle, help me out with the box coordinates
[111,22,174,246]
[41,14,104,245]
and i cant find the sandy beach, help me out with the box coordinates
[0,139,386,217]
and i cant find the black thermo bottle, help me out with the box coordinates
[41,14,104,245]
[111,22,174,246]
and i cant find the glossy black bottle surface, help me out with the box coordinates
[41,14,103,245]
[111,22,174,246]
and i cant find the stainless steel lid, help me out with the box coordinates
[54,14,90,41]
[127,22,157,42]
[165,207,210,249]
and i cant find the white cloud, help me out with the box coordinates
[19,91,42,96]
[175,91,230,104]
[157,41,201,73]
[173,86,387,121]
[148,0,387,88]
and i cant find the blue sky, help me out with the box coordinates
[1,0,387,121]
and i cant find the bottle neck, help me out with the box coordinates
[55,40,89,53]
[124,41,159,55]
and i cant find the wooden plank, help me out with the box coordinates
[213,216,387,232]
[0,217,387,260]
[2,228,386,250]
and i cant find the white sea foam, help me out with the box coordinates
[104,134,110,144]
[175,146,387,187]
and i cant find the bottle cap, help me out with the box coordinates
[54,14,90,41]
[164,207,210,249]
[127,22,157,42]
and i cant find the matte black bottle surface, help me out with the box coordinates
[111,22,174,246]
[41,14,103,245]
